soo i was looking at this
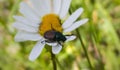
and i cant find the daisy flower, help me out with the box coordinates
[13,0,88,61]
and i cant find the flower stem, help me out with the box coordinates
[51,52,57,70]
[55,57,65,70]
[76,29,93,70]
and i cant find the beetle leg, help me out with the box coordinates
[41,40,46,44]
[65,34,75,36]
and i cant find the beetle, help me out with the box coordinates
[44,30,66,44]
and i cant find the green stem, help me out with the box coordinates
[51,52,57,70]
[76,29,93,70]
[55,57,65,70]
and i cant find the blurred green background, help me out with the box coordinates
[0,0,120,70]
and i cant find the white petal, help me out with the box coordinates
[66,35,76,42]
[29,0,43,16]
[53,0,61,14]
[59,0,72,19]
[13,22,38,33]
[45,0,51,12]
[29,41,45,61]
[19,2,39,21]
[46,42,58,46]
[64,19,88,33]
[30,0,51,17]
[52,44,62,54]
[13,16,40,27]
[62,8,84,29]
[15,31,42,42]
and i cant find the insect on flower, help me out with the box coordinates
[44,30,67,43]
[13,0,88,61]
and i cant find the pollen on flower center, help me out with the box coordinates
[39,14,63,36]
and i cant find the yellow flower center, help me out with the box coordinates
[39,14,63,35]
